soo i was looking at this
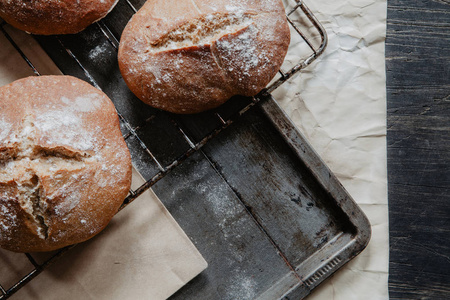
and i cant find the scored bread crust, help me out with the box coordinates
[0,0,119,35]
[0,76,132,252]
[118,0,290,114]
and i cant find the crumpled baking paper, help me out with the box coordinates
[273,0,388,299]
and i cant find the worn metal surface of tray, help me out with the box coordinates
[0,0,371,299]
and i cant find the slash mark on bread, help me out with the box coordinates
[146,13,255,52]
[18,174,48,239]
[1,115,92,239]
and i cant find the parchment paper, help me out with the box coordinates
[275,0,389,299]
[0,26,207,300]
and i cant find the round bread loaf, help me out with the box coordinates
[0,75,132,252]
[0,0,118,35]
[118,0,290,114]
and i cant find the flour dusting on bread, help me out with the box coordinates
[0,76,132,252]
[118,0,290,114]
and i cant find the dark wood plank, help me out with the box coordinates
[386,0,450,298]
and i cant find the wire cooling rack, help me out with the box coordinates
[0,0,327,298]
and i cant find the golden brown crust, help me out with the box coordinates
[118,0,290,114]
[0,0,119,35]
[0,75,132,252]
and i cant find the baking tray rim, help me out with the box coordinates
[258,95,372,297]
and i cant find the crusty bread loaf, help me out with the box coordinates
[0,0,119,35]
[118,0,290,114]
[0,75,132,252]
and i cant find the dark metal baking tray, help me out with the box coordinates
[0,0,371,298]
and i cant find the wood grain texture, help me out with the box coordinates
[386,0,450,299]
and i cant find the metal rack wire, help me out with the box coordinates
[0,1,327,298]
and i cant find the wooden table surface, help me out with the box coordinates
[386,0,450,298]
